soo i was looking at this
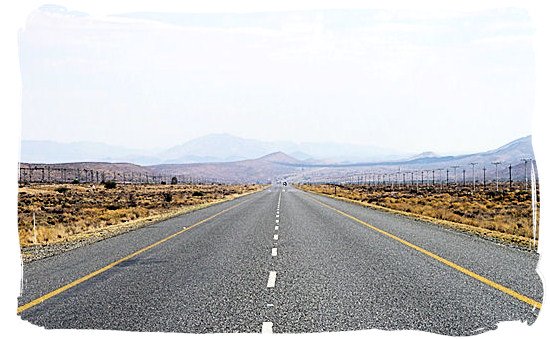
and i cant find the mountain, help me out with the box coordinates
[474,135,533,162]
[20,136,536,184]
[407,136,533,167]
[285,135,536,182]
[21,134,408,165]
[148,152,303,183]
[159,133,408,164]
[408,151,439,161]
[160,133,277,163]
[258,151,302,164]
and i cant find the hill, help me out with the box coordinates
[19,136,536,184]
[285,136,535,183]
[148,152,303,183]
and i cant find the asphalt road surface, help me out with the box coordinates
[18,185,542,335]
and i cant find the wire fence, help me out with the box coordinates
[298,159,538,193]
[17,165,224,185]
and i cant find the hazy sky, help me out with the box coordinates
[20,3,535,154]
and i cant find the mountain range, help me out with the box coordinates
[20,133,408,165]
[19,135,535,184]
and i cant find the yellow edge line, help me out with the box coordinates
[304,188,536,248]
[308,195,542,310]
[17,199,249,314]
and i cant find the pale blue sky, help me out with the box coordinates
[20,3,535,154]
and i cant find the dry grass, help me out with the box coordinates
[298,184,539,249]
[18,183,263,247]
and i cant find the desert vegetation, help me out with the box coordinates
[298,183,539,249]
[18,183,263,249]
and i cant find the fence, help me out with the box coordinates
[299,159,538,193]
[17,166,224,185]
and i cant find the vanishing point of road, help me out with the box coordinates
[18,185,542,335]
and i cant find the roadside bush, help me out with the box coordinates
[192,191,204,197]
[104,180,117,189]
[55,186,69,194]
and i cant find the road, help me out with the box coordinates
[18,185,542,335]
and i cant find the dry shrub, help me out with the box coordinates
[18,183,263,247]
[299,184,538,240]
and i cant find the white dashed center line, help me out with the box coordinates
[262,321,273,334]
[267,271,277,288]
[262,189,283,333]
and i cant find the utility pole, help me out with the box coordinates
[483,167,486,189]
[470,162,478,191]
[395,169,401,189]
[446,169,449,187]
[451,165,460,186]
[492,162,502,191]
[521,158,531,190]
[462,169,466,186]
